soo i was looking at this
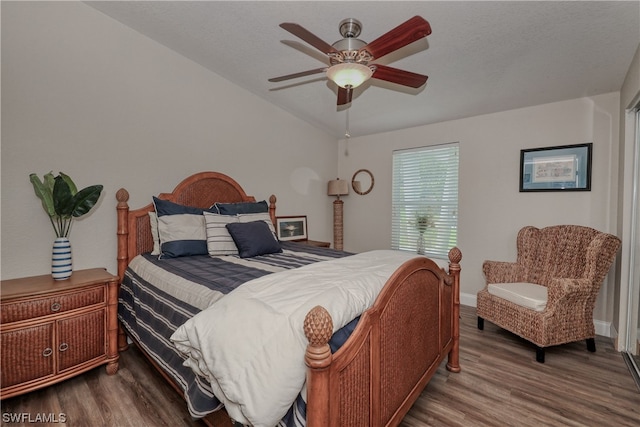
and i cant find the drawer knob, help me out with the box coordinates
[50,302,61,312]
[59,343,69,352]
[42,348,53,357]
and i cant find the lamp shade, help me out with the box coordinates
[326,63,373,89]
[328,179,349,196]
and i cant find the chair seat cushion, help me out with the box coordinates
[487,282,547,312]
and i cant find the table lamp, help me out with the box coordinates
[327,178,349,250]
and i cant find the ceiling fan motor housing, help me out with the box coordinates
[339,18,362,38]
[331,19,372,65]
[331,39,370,64]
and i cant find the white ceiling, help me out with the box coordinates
[86,1,640,139]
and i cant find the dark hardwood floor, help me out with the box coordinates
[401,306,640,427]
[2,305,639,426]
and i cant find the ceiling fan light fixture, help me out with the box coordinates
[326,63,373,89]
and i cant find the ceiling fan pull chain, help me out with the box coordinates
[344,108,350,156]
[345,108,350,139]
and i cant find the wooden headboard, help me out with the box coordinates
[116,171,276,280]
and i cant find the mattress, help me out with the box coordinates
[118,242,354,425]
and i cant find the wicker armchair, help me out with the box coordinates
[476,225,621,363]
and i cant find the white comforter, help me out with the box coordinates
[170,250,435,427]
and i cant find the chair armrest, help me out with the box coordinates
[546,278,593,309]
[482,260,523,283]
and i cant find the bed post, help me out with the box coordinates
[116,188,130,352]
[116,188,130,282]
[268,194,277,228]
[303,306,333,427]
[446,247,462,373]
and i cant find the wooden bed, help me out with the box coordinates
[115,171,461,427]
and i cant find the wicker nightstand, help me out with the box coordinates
[0,268,119,399]
[299,239,331,248]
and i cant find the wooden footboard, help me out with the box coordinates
[304,248,461,427]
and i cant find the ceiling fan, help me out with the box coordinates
[268,16,432,106]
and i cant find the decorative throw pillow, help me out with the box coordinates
[203,211,239,256]
[225,221,283,258]
[153,197,209,259]
[148,211,160,256]
[237,212,277,239]
[213,200,268,215]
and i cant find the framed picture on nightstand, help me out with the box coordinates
[276,216,308,241]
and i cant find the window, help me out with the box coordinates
[392,143,459,259]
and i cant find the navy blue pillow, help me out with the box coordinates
[214,200,268,215]
[225,221,282,258]
[153,197,208,215]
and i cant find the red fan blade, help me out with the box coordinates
[337,87,352,105]
[280,23,340,55]
[360,16,431,60]
[268,67,327,82]
[371,64,428,88]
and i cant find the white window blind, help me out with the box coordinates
[392,143,459,258]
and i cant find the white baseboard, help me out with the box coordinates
[461,292,613,338]
[594,320,612,338]
[461,292,477,308]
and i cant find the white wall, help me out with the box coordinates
[338,93,621,323]
[1,2,337,280]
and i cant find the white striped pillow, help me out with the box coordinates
[203,212,239,256]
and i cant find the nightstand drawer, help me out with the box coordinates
[1,286,105,323]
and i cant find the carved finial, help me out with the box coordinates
[304,306,333,369]
[446,247,461,281]
[269,194,277,204]
[116,188,130,204]
[304,306,333,345]
[448,246,462,264]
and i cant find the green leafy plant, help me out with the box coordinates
[415,213,434,234]
[30,172,103,238]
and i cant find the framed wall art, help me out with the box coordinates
[519,143,592,192]
[275,216,308,241]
